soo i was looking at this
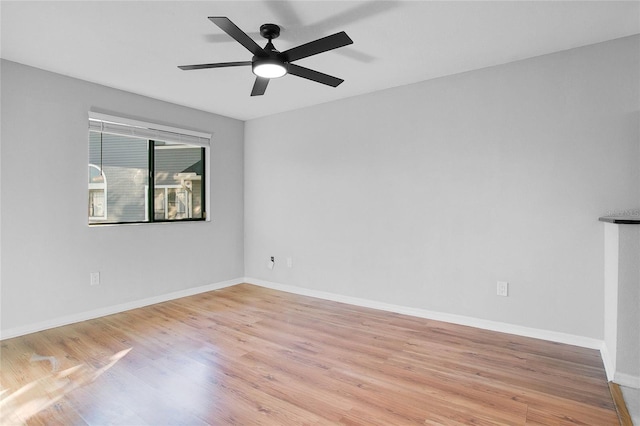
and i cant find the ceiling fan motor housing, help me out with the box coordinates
[253,24,289,78]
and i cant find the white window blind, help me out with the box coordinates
[88,112,211,147]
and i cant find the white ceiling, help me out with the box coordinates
[1,1,639,121]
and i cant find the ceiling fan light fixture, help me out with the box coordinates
[252,59,288,78]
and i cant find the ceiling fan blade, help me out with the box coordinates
[283,31,353,62]
[209,17,265,57]
[288,64,344,87]
[178,61,251,71]
[251,77,270,96]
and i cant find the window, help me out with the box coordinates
[88,113,210,225]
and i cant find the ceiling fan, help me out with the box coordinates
[179,17,353,96]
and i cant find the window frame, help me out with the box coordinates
[88,112,211,226]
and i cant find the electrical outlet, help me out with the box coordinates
[90,272,100,286]
[286,257,292,268]
[497,281,508,297]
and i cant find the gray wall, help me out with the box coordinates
[0,60,245,332]
[245,35,639,339]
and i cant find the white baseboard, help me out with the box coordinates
[599,342,616,382]
[245,277,604,351]
[0,277,243,340]
[615,372,640,389]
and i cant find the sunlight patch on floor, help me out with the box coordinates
[0,348,131,424]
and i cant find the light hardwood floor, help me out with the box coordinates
[1,284,620,425]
